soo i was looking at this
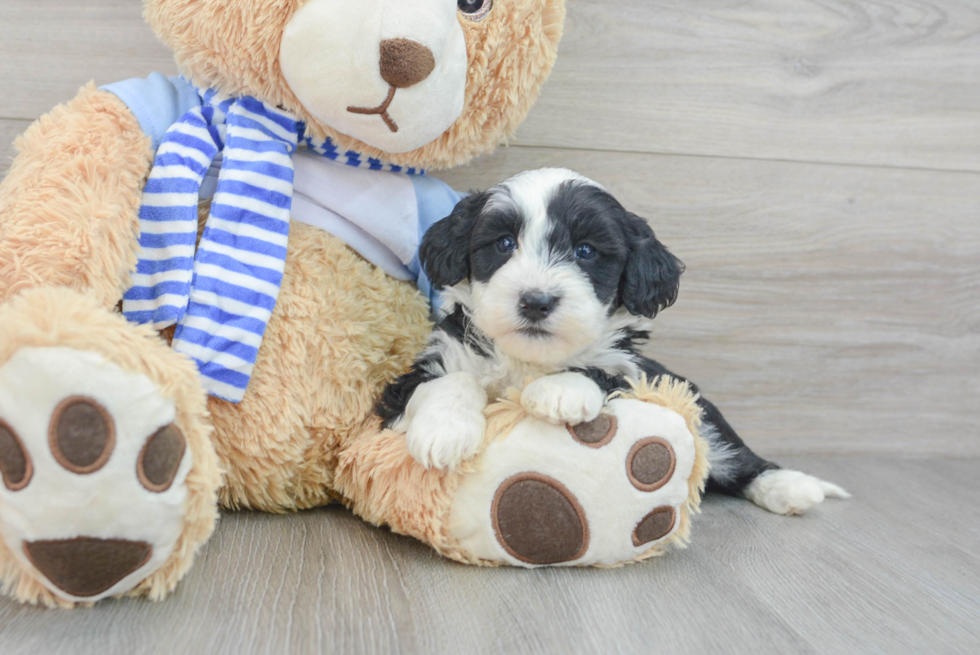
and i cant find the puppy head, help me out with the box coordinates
[421,168,684,365]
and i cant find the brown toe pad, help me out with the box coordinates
[0,420,32,491]
[24,537,152,598]
[627,437,676,492]
[48,397,115,475]
[567,415,617,448]
[137,424,186,493]
[632,507,677,547]
[492,473,589,565]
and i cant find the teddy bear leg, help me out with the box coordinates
[449,392,705,567]
[0,289,222,607]
[336,378,708,568]
[0,85,219,606]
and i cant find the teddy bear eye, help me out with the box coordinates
[458,0,493,21]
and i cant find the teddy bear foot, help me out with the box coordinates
[0,347,194,602]
[448,396,702,567]
[0,289,221,606]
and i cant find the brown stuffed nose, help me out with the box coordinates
[380,38,436,89]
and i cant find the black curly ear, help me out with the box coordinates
[620,213,685,318]
[420,192,486,289]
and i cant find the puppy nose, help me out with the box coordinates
[519,292,559,323]
[380,39,436,89]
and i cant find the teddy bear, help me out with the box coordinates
[0,0,708,607]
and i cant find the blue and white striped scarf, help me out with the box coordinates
[123,89,421,403]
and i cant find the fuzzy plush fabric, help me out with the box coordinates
[0,288,222,608]
[333,388,534,563]
[158,205,431,512]
[143,0,566,170]
[0,85,152,308]
[206,221,432,512]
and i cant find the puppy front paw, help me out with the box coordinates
[400,372,488,471]
[521,373,605,426]
[405,408,486,471]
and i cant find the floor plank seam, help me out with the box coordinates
[506,142,980,176]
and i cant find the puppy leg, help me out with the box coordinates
[400,372,488,471]
[520,372,605,425]
[639,358,849,515]
[743,470,851,515]
[701,399,850,515]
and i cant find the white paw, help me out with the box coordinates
[406,408,486,471]
[400,372,488,471]
[744,469,851,515]
[0,347,192,602]
[520,372,605,425]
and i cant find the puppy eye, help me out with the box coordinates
[574,244,597,261]
[496,236,517,254]
[458,0,492,21]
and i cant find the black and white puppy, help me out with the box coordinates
[378,168,849,515]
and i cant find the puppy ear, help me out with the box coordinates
[620,214,685,318]
[420,192,485,289]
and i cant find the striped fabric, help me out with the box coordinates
[123,91,299,403]
[123,85,429,403]
[301,130,422,175]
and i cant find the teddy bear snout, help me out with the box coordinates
[380,38,437,89]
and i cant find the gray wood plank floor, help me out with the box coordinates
[3,1,979,172]
[0,457,977,655]
[0,119,30,174]
[1,1,978,653]
[517,0,980,172]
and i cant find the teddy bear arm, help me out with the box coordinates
[0,83,153,307]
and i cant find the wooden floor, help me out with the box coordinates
[1,1,978,653]
[0,457,977,654]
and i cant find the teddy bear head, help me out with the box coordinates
[143,0,567,170]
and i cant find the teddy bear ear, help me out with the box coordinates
[420,192,488,289]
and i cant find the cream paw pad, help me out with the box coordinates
[0,345,202,604]
[448,379,709,567]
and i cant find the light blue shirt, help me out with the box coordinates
[103,74,463,309]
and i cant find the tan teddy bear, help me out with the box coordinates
[0,0,708,607]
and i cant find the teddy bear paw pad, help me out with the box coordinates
[632,507,676,547]
[566,415,617,448]
[626,437,676,492]
[491,473,589,565]
[23,537,153,599]
[0,347,192,602]
[449,398,698,567]
[0,420,32,491]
